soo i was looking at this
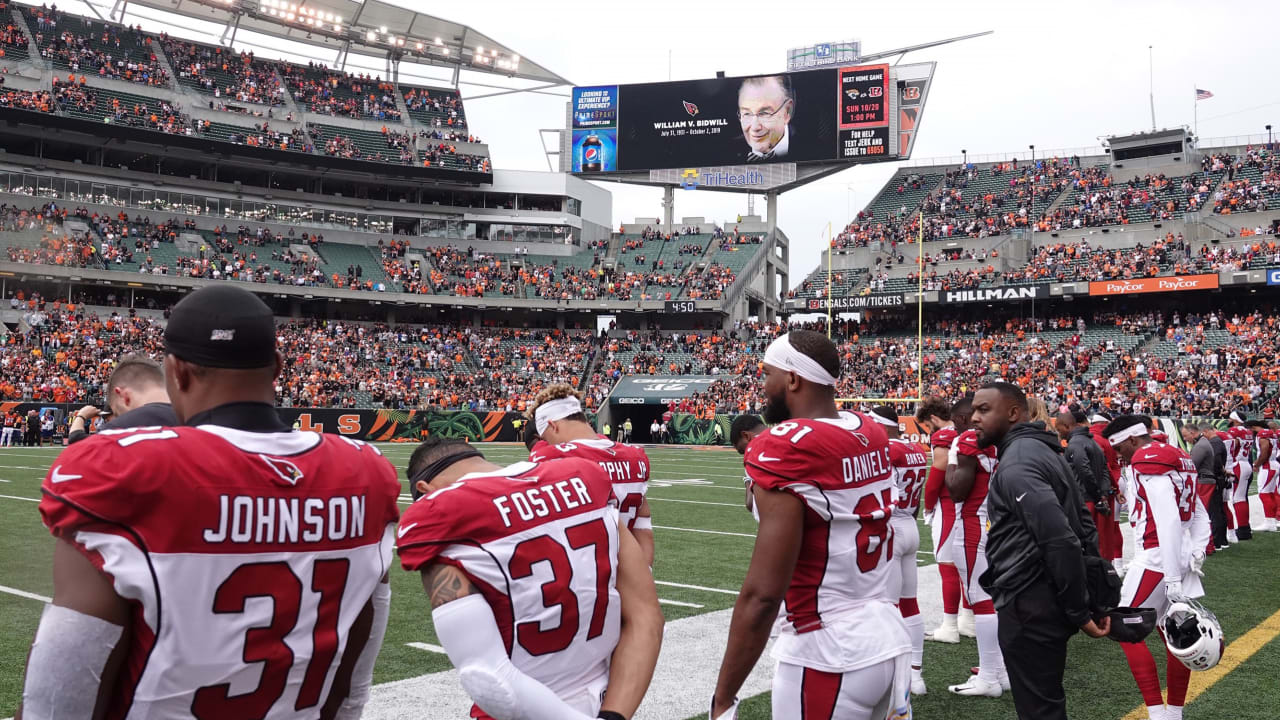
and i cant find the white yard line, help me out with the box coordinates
[652,525,754,538]
[0,584,50,603]
[647,497,743,508]
[658,599,704,609]
[654,580,740,596]
[0,494,39,503]
[405,642,447,654]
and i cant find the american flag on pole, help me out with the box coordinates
[1196,88,1214,100]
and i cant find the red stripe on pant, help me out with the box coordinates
[801,667,842,720]
[1128,568,1164,608]
[961,513,981,590]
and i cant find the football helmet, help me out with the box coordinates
[1164,600,1224,671]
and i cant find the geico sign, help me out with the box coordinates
[1088,274,1219,296]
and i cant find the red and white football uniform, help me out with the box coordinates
[887,437,930,603]
[1256,428,1280,521]
[1225,425,1254,530]
[397,458,622,718]
[39,426,401,720]
[1120,442,1211,613]
[927,426,959,564]
[744,413,910,716]
[529,436,650,531]
[949,429,998,605]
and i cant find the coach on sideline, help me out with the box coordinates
[67,355,176,444]
[970,382,1110,720]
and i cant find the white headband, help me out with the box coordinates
[535,397,582,435]
[1089,414,1109,424]
[1107,423,1149,446]
[763,334,839,387]
[1229,411,1244,423]
[870,412,900,428]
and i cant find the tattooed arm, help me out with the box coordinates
[425,562,594,720]
[423,563,475,608]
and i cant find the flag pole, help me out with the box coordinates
[826,221,833,338]
[1194,83,1198,137]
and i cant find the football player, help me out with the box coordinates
[1224,411,1254,541]
[946,416,1008,697]
[1089,411,1127,572]
[730,414,766,512]
[1106,415,1211,720]
[871,404,931,695]
[916,396,974,643]
[527,384,655,567]
[711,331,911,720]
[398,437,664,720]
[19,285,402,720]
[1250,420,1277,531]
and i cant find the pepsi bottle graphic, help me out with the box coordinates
[582,134,603,172]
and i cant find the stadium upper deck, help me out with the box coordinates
[2,3,490,175]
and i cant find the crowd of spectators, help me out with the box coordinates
[195,119,312,152]
[161,37,284,106]
[1212,147,1279,215]
[28,6,167,87]
[282,63,400,121]
[0,291,1276,419]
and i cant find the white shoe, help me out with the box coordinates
[948,675,1003,698]
[1264,519,1280,532]
[1227,529,1239,544]
[999,672,1011,692]
[925,625,960,644]
[910,672,927,696]
[957,610,976,638]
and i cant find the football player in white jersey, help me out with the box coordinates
[870,404,931,695]
[19,285,400,720]
[1106,415,1211,720]
[399,437,664,720]
[711,331,911,720]
[526,384,655,566]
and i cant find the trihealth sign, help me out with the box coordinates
[1088,274,1219,296]
[680,168,766,189]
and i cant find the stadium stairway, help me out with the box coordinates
[6,7,36,63]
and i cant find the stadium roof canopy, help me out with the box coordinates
[113,0,570,86]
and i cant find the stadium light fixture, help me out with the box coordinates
[366,30,376,40]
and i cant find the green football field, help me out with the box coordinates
[0,442,1277,719]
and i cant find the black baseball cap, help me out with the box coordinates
[163,285,277,369]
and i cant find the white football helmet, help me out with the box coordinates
[1164,600,1224,671]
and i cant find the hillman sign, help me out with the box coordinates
[942,285,1050,304]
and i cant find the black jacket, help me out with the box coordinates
[981,422,1099,626]
[1209,435,1229,488]
[1064,426,1110,503]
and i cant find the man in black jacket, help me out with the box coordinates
[972,382,1110,720]
[1057,410,1114,535]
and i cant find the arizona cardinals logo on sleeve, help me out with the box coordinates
[682,100,699,117]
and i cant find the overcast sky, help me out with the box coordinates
[67,0,1278,282]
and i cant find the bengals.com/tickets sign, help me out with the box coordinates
[1088,274,1219,296]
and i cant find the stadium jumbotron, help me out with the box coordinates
[0,1,1279,719]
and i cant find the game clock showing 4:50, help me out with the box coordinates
[664,300,697,313]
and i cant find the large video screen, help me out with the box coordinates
[570,65,891,173]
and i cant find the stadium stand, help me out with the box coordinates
[22,4,168,86]
[161,37,284,106]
